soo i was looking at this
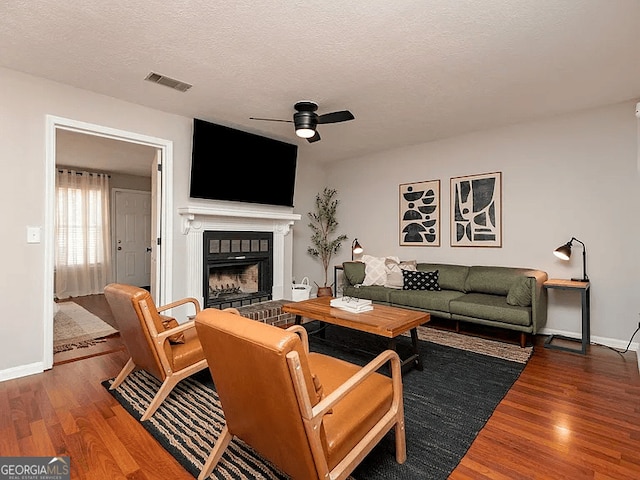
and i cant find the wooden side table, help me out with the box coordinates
[543,279,591,354]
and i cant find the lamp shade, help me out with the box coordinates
[553,243,572,260]
[553,237,588,282]
[351,238,363,260]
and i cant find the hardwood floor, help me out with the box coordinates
[4,330,640,478]
[0,350,192,479]
[452,339,640,479]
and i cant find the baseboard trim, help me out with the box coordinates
[0,362,45,382]
[539,327,639,372]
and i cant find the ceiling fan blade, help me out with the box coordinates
[249,117,293,123]
[307,131,321,143]
[317,110,354,124]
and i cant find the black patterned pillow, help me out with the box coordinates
[402,270,441,291]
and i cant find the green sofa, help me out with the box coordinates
[341,261,548,347]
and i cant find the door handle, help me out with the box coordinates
[117,247,122,250]
[147,247,152,252]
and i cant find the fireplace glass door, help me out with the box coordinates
[203,231,273,309]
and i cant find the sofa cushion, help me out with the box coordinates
[402,270,441,291]
[389,289,464,314]
[384,258,417,289]
[343,285,392,303]
[342,261,365,286]
[506,276,533,307]
[449,293,531,326]
[417,263,469,292]
[464,266,530,296]
[362,255,396,286]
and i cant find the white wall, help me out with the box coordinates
[109,173,152,192]
[296,101,639,347]
[291,157,328,290]
[0,67,195,378]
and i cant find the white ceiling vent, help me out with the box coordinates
[145,72,192,92]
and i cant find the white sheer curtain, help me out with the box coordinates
[55,169,112,299]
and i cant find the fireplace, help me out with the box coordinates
[178,204,301,308]
[203,231,273,309]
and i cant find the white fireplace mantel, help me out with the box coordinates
[178,204,301,305]
[178,205,301,235]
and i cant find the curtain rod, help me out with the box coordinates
[57,169,111,178]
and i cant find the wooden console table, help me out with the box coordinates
[543,279,590,354]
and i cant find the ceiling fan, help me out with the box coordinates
[250,101,355,143]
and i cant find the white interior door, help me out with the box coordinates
[114,189,151,287]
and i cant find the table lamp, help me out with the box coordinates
[351,238,363,261]
[553,237,588,282]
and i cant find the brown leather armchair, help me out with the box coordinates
[104,283,208,421]
[194,308,406,480]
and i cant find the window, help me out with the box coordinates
[55,169,111,298]
[57,186,105,265]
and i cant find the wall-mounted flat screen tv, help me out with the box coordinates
[189,118,298,207]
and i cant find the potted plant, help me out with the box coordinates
[307,187,348,296]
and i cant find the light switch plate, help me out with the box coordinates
[27,226,41,244]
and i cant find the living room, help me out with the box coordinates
[1,2,640,478]
[4,66,638,377]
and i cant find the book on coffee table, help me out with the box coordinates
[330,297,373,313]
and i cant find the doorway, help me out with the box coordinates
[44,115,174,370]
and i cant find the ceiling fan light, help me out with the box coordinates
[296,128,316,138]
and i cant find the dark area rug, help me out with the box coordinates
[103,322,528,479]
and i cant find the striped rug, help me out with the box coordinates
[104,370,287,479]
[104,325,530,479]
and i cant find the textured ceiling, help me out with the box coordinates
[2,0,640,173]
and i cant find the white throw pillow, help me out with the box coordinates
[361,254,392,286]
[384,258,418,289]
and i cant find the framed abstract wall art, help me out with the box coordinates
[399,179,440,246]
[450,172,502,247]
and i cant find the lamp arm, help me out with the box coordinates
[570,237,588,281]
[570,237,586,252]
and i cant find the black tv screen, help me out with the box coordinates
[190,119,298,207]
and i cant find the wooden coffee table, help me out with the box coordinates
[282,296,430,372]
